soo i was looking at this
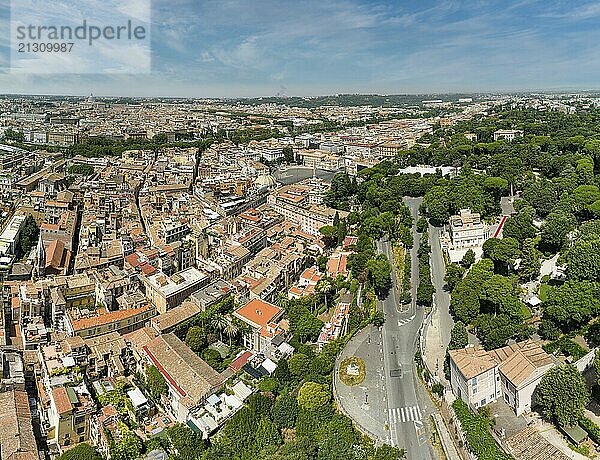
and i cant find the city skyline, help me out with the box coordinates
[3,0,600,97]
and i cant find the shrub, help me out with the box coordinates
[452,399,513,460]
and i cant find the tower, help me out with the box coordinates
[35,234,45,278]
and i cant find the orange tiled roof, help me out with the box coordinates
[52,387,73,414]
[70,305,151,331]
[234,298,282,338]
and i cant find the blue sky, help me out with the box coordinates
[1,0,600,97]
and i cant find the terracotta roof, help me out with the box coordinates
[234,298,282,338]
[0,390,38,460]
[123,326,159,352]
[69,304,151,332]
[152,300,202,332]
[450,340,555,386]
[498,343,555,387]
[144,333,223,404]
[52,387,73,414]
[228,351,253,373]
[45,239,69,270]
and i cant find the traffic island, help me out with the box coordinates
[339,356,366,386]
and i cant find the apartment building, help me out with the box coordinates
[142,267,210,314]
[233,298,284,353]
[65,304,156,339]
[267,184,348,236]
[449,340,557,416]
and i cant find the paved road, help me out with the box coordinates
[335,197,436,458]
[423,224,453,382]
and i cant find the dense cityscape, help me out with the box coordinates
[2,91,600,460]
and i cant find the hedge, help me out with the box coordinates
[580,416,600,445]
[452,399,513,460]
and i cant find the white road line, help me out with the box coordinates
[412,406,420,421]
[416,405,422,420]
[401,407,406,422]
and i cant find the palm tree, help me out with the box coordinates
[211,315,228,343]
[224,319,240,346]
[276,291,290,310]
[316,277,335,313]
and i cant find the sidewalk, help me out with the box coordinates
[432,413,461,460]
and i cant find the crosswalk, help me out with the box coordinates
[397,314,415,327]
[388,405,422,424]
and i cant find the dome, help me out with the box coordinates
[254,173,277,188]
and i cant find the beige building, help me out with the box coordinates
[449,340,556,416]
[448,209,491,250]
[48,385,95,450]
[142,267,210,314]
[493,129,523,142]
[267,185,348,236]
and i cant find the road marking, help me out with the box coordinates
[388,405,422,424]
[397,314,416,327]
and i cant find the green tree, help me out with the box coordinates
[503,207,536,243]
[272,395,299,429]
[184,326,206,352]
[461,249,476,268]
[565,236,600,281]
[543,280,600,331]
[540,211,576,252]
[317,414,358,460]
[17,215,39,255]
[473,314,517,350]
[68,164,95,175]
[444,263,465,291]
[57,443,101,460]
[255,417,282,451]
[449,322,469,350]
[536,365,590,426]
[273,358,292,384]
[145,365,166,400]
[319,225,338,248]
[288,353,311,377]
[166,423,205,460]
[218,406,258,452]
[373,444,406,460]
[372,310,385,327]
[325,173,355,210]
[297,382,331,410]
[519,238,541,281]
[367,254,392,296]
[283,146,295,164]
[110,423,143,460]
[482,237,519,272]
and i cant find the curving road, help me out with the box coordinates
[335,197,436,459]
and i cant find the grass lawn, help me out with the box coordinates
[339,356,366,386]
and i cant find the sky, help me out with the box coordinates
[1,0,600,97]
